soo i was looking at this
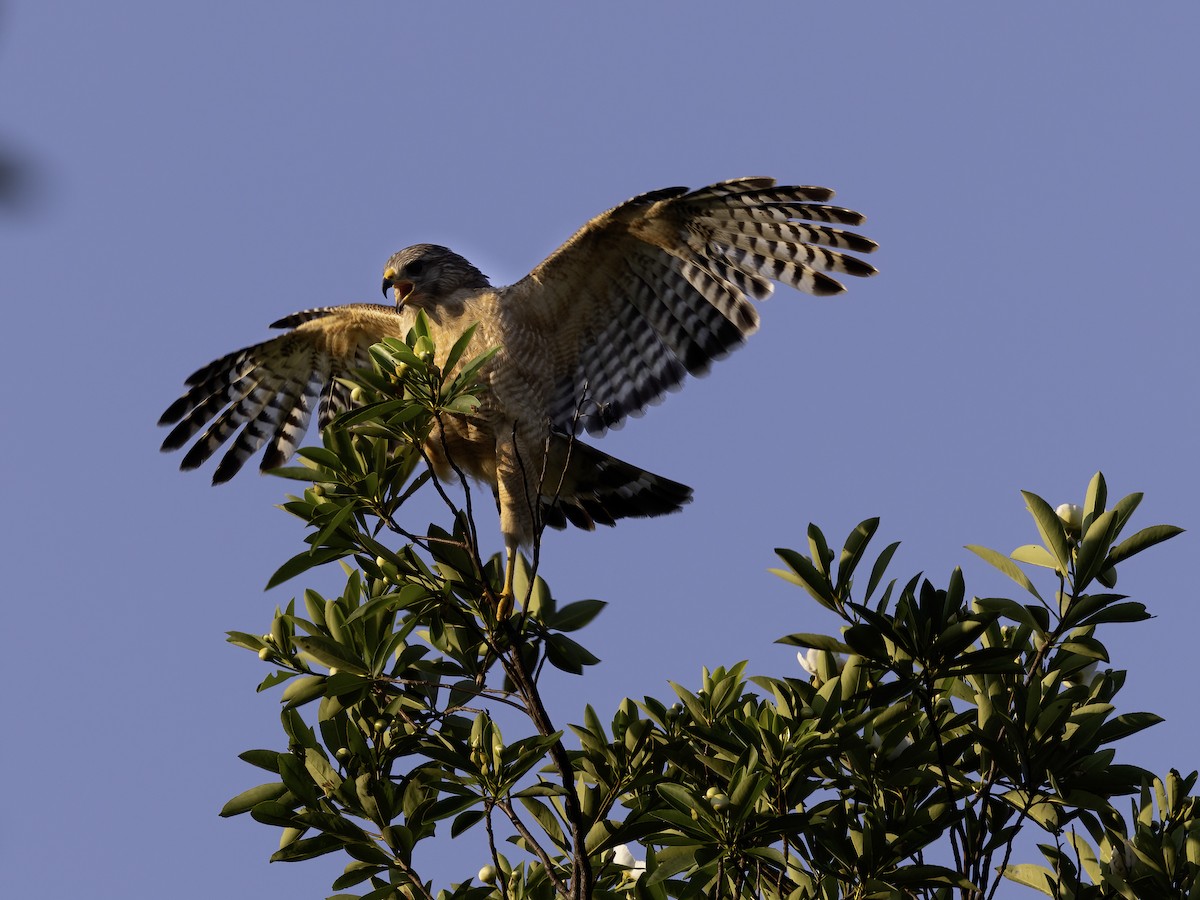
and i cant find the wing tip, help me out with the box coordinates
[158,398,190,426]
[211,458,241,484]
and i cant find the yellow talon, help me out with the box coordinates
[494,540,517,620]
[495,590,514,621]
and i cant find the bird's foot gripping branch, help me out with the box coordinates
[222,332,1198,900]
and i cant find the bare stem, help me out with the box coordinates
[498,646,594,900]
[497,798,571,899]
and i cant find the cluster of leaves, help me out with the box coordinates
[220,325,1198,899]
[773,474,1195,898]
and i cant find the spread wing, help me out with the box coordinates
[501,177,878,435]
[158,303,405,483]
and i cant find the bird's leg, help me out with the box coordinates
[493,434,533,621]
[496,535,518,620]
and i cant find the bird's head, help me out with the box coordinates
[381,243,490,310]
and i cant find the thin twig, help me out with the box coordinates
[484,803,510,899]
[498,647,594,900]
[917,675,966,875]
[497,798,571,899]
[390,855,436,900]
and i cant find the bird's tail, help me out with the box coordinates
[534,436,692,532]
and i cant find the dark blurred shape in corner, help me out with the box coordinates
[0,0,49,216]
[0,145,45,214]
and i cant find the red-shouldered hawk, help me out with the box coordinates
[160,178,877,604]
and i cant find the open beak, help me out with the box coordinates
[381,268,415,306]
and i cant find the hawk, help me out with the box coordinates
[159,178,878,605]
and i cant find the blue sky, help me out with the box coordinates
[3,4,1198,897]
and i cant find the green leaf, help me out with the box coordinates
[1001,863,1056,893]
[656,783,705,819]
[442,394,480,414]
[1022,490,1072,575]
[890,864,977,889]
[220,782,288,817]
[342,583,428,626]
[1097,711,1164,744]
[450,346,500,390]
[266,547,349,590]
[772,548,839,610]
[1110,491,1144,534]
[1060,592,1126,629]
[965,545,1044,602]
[1011,544,1060,569]
[450,809,485,837]
[238,749,283,773]
[427,790,484,823]
[843,624,889,663]
[645,845,699,885]
[516,796,568,851]
[1083,472,1108,532]
[776,633,853,654]
[836,517,879,594]
[807,523,833,578]
[269,832,346,863]
[342,840,394,868]
[931,618,991,660]
[280,675,328,708]
[331,864,386,891]
[249,800,304,828]
[550,599,607,632]
[1060,636,1109,662]
[257,670,295,692]
[1077,509,1119,589]
[304,748,343,797]
[441,323,478,376]
[512,783,567,799]
[945,647,1023,676]
[336,398,427,428]
[295,447,347,472]
[728,770,766,814]
[269,465,330,482]
[291,636,369,675]
[864,541,900,602]
[973,596,1045,632]
[1076,601,1151,626]
[227,630,268,652]
[311,500,359,552]
[1106,524,1184,567]
[545,633,600,674]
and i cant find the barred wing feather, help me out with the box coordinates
[505,177,877,436]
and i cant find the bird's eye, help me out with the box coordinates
[405,260,426,277]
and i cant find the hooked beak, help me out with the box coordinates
[381,267,415,306]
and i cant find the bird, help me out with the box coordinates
[159,177,878,608]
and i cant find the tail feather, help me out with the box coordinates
[538,437,692,533]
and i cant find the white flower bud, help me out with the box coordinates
[797,648,845,682]
[612,844,637,868]
[797,649,820,676]
[1056,503,1084,533]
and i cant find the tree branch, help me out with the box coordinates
[497,798,571,899]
